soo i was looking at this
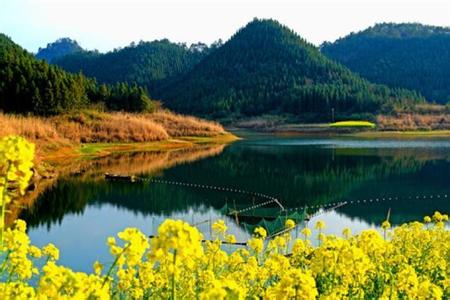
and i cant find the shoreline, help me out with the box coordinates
[231,124,450,139]
[348,130,450,138]
[274,130,450,139]
[29,132,239,182]
[41,132,239,165]
[7,133,238,227]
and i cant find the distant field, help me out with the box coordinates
[329,121,376,128]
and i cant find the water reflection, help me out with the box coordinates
[19,136,450,271]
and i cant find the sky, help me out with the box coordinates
[1,0,449,53]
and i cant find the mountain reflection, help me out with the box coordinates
[19,138,450,230]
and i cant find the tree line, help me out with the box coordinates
[53,39,220,94]
[0,34,157,115]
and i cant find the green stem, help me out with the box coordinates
[0,162,12,247]
[101,243,131,288]
[6,266,16,283]
[171,250,177,300]
[0,250,11,275]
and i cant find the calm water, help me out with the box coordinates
[21,133,450,272]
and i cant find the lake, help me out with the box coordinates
[21,132,450,272]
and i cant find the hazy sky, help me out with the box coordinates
[1,0,449,53]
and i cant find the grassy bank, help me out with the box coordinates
[231,114,450,138]
[74,135,237,158]
[272,125,450,138]
[0,109,237,162]
[350,130,450,138]
[231,108,450,135]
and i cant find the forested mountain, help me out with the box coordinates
[36,38,84,63]
[0,34,156,115]
[33,20,428,119]
[321,23,450,104]
[53,39,217,92]
[158,19,424,118]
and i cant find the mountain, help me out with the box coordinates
[158,19,424,118]
[36,37,84,63]
[53,39,216,93]
[321,23,450,104]
[0,34,155,115]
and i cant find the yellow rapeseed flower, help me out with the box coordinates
[225,234,236,244]
[432,211,443,222]
[301,227,312,238]
[248,238,264,253]
[315,220,325,230]
[42,243,59,261]
[254,227,267,239]
[381,220,391,230]
[342,227,352,239]
[0,214,447,298]
[285,219,295,229]
[93,261,103,276]
[212,220,227,235]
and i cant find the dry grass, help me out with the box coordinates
[51,112,169,143]
[0,110,227,159]
[377,114,450,131]
[146,110,225,137]
[0,113,63,143]
[0,113,71,158]
[0,110,225,143]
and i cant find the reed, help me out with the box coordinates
[146,110,225,137]
[0,110,228,161]
[0,113,63,143]
[51,112,170,143]
[377,114,450,131]
[0,110,226,145]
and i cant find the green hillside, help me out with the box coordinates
[54,39,214,93]
[0,34,156,115]
[321,23,450,104]
[158,19,424,118]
